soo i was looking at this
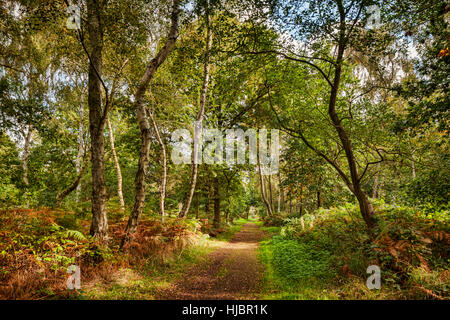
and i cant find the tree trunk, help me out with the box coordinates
[277,174,281,213]
[277,190,281,213]
[148,109,167,220]
[57,155,89,207]
[225,209,230,225]
[107,117,125,211]
[75,103,84,202]
[279,9,377,230]
[213,176,220,229]
[268,174,274,213]
[299,187,303,215]
[289,195,292,214]
[372,162,380,198]
[87,0,108,240]
[22,124,32,186]
[317,191,321,209]
[317,176,322,209]
[411,155,416,179]
[326,31,376,230]
[258,159,273,216]
[121,0,180,249]
[225,177,231,224]
[205,185,211,214]
[225,190,230,225]
[195,192,199,219]
[377,173,385,199]
[179,2,212,218]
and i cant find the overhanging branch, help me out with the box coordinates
[245,50,335,88]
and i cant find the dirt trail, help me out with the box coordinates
[156,222,265,300]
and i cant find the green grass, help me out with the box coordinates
[254,220,264,227]
[261,226,281,237]
[257,237,338,300]
[235,217,251,224]
[257,203,449,300]
[215,219,248,241]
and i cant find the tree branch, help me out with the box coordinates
[264,83,354,191]
[245,50,334,88]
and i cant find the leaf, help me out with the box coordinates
[388,247,398,259]
[419,237,432,244]
[416,254,430,272]
[61,230,86,241]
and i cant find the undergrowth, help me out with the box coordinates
[215,219,248,241]
[0,207,231,299]
[259,202,449,300]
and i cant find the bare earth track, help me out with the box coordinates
[156,223,265,300]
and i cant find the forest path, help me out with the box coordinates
[155,222,265,299]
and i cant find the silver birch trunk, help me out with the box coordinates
[121,0,181,249]
[148,109,167,221]
[258,159,273,216]
[75,103,84,202]
[107,117,125,211]
[22,124,32,186]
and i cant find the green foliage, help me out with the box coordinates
[269,236,334,287]
[183,218,202,232]
[0,0,449,301]
[0,132,21,206]
[394,0,449,133]
[59,229,87,242]
[215,223,244,241]
[56,213,81,230]
[263,215,285,227]
[260,226,281,235]
[403,169,449,210]
[0,183,21,206]
[260,201,449,299]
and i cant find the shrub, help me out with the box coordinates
[260,201,449,299]
[0,209,201,299]
[263,215,285,227]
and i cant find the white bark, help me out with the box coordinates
[107,117,125,211]
[75,103,84,202]
[121,0,181,249]
[148,109,167,221]
[258,159,273,216]
[22,124,32,186]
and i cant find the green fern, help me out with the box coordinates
[61,229,86,241]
